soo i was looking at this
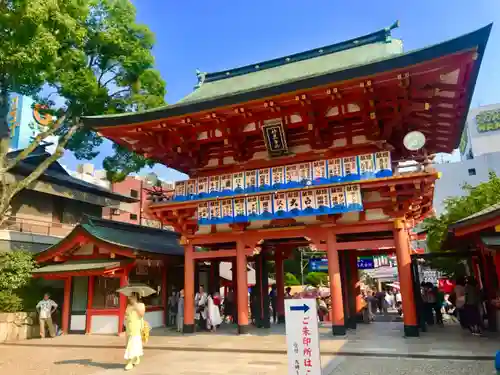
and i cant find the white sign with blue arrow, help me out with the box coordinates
[285,298,322,375]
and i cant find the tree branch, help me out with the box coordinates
[102,73,120,88]
[98,63,120,87]
[110,88,130,98]
[2,113,68,173]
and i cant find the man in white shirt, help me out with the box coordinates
[36,293,58,338]
[194,286,208,331]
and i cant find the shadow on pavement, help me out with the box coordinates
[54,359,123,369]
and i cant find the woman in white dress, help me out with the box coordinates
[207,294,223,332]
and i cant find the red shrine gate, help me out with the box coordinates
[84,23,491,336]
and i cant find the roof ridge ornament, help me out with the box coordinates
[386,20,400,32]
[195,69,207,89]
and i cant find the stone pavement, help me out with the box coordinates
[1,322,498,375]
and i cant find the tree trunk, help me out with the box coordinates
[0,85,11,226]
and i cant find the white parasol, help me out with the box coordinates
[117,283,157,297]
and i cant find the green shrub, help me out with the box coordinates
[304,272,328,287]
[284,272,300,286]
[0,290,23,312]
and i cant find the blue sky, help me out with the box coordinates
[62,0,500,181]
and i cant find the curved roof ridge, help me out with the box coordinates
[199,21,400,85]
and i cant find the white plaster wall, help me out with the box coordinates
[70,315,86,331]
[144,310,164,328]
[91,315,118,334]
[461,103,500,160]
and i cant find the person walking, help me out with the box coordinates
[195,286,208,331]
[176,289,184,333]
[269,284,278,323]
[168,291,178,327]
[453,277,467,329]
[464,277,482,336]
[207,293,223,332]
[36,293,58,338]
[124,293,145,370]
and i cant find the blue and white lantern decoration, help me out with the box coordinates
[245,170,258,193]
[258,194,273,219]
[375,151,392,178]
[299,162,312,186]
[314,188,330,214]
[342,156,360,181]
[327,158,343,183]
[187,179,197,199]
[220,174,233,196]
[258,168,272,192]
[359,154,376,180]
[208,175,220,197]
[233,197,247,222]
[345,184,362,211]
[221,199,233,223]
[246,196,259,220]
[198,202,210,225]
[330,186,347,213]
[285,164,300,188]
[197,176,209,198]
[286,191,301,217]
[301,190,315,214]
[271,166,285,189]
[174,180,187,201]
[312,160,328,185]
[232,172,245,194]
[209,200,222,224]
[273,192,287,217]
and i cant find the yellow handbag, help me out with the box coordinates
[141,320,151,344]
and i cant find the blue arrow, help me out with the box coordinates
[290,304,310,312]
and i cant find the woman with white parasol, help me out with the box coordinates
[117,283,156,370]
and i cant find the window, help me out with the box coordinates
[129,262,163,307]
[468,168,476,176]
[111,208,120,215]
[92,277,120,309]
[130,213,138,220]
[130,189,139,198]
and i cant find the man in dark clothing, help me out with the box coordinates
[269,285,278,324]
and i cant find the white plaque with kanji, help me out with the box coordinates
[258,168,271,188]
[312,160,326,180]
[209,201,221,221]
[246,196,259,216]
[221,199,233,218]
[285,299,321,375]
[187,179,197,195]
[342,156,358,176]
[358,154,375,174]
[301,190,315,210]
[208,175,220,194]
[220,174,233,191]
[258,194,272,216]
[375,151,391,171]
[245,170,258,190]
[286,191,301,211]
[285,164,300,184]
[175,180,187,197]
[233,198,246,217]
[273,192,287,213]
[197,177,209,195]
[272,166,285,185]
[327,158,342,178]
[197,202,209,221]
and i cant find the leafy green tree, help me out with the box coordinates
[423,172,500,275]
[304,272,328,287]
[0,0,166,224]
[0,251,35,312]
[284,272,300,286]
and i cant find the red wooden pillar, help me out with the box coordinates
[327,232,345,336]
[394,219,419,337]
[62,277,72,334]
[183,244,195,333]
[495,253,500,287]
[275,248,285,323]
[118,270,129,334]
[232,257,238,323]
[236,240,249,334]
[85,276,95,334]
[161,262,168,326]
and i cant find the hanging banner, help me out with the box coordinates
[220,174,233,194]
[358,154,375,180]
[286,191,301,215]
[329,186,346,212]
[272,166,285,188]
[208,175,220,196]
[273,192,287,216]
[314,188,329,213]
[187,179,197,196]
[245,170,258,193]
[209,201,221,223]
[258,168,271,191]
[301,190,315,212]
[232,172,245,193]
[285,164,300,187]
[246,196,259,219]
[299,162,312,185]
[375,151,392,177]
[198,202,209,224]
[233,197,246,221]
[174,180,187,200]
[312,160,327,184]
[258,194,273,218]
[342,156,359,181]
[197,177,209,196]
[221,199,233,222]
[345,184,362,210]
[327,158,342,182]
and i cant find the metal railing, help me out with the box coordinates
[0,216,76,237]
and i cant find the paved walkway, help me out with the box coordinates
[1,322,498,375]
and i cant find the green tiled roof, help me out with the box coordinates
[451,202,500,229]
[481,235,500,247]
[33,260,126,274]
[82,24,492,129]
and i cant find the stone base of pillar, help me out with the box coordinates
[183,324,195,334]
[331,325,347,336]
[346,317,357,329]
[278,315,285,324]
[238,324,250,334]
[403,325,420,337]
